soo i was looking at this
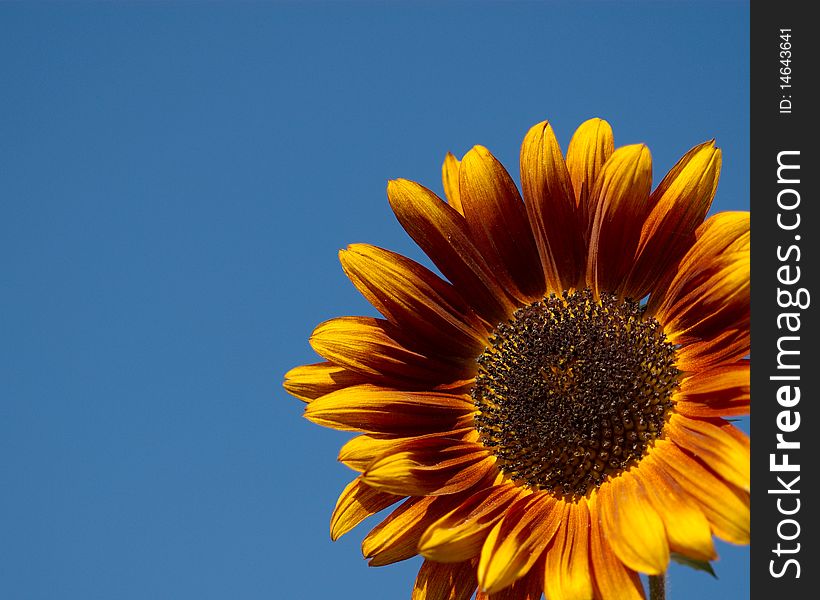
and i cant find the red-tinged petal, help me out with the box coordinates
[338,429,476,473]
[419,483,528,563]
[625,141,722,298]
[666,414,750,491]
[649,213,749,355]
[412,559,478,600]
[330,478,403,541]
[658,251,749,346]
[310,316,472,385]
[585,144,653,297]
[676,327,749,371]
[674,360,750,417]
[647,211,749,316]
[520,120,587,291]
[304,384,474,434]
[282,362,369,403]
[459,145,545,300]
[476,561,544,600]
[339,243,488,358]
[361,438,495,496]
[478,492,562,593]
[387,179,517,324]
[362,495,465,566]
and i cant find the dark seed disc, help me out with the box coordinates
[472,289,679,498]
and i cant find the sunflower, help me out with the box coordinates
[284,117,750,600]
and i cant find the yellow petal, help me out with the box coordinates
[566,117,615,207]
[478,492,562,593]
[338,429,476,472]
[304,384,474,434]
[588,494,645,600]
[442,152,464,215]
[412,559,478,600]
[362,495,462,566]
[543,500,593,600]
[419,483,527,563]
[666,414,750,491]
[330,478,402,541]
[597,474,669,574]
[361,438,493,496]
[340,243,487,357]
[310,315,468,384]
[635,458,716,561]
[651,439,750,544]
[476,561,544,600]
[282,362,367,403]
[648,211,749,316]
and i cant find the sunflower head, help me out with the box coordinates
[285,117,749,600]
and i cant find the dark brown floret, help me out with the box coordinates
[473,289,679,498]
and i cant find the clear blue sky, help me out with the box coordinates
[1,3,749,599]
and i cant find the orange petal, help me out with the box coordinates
[520,120,586,291]
[459,145,545,300]
[361,437,494,496]
[419,483,528,563]
[330,478,403,541]
[566,117,615,209]
[659,251,749,345]
[339,243,488,358]
[304,384,474,434]
[674,360,750,417]
[282,362,368,403]
[476,560,544,600]
[339,429,476,472]
[648,211,749,315]
[543,500,593,600]
[676,327,749,372]
[666,414,750,491]
[478,492,562,593]
[634,459,716,561]
[387,179,516,325]
[442,152,464,215]
[651,439,750,544]
[625,141,722,298]
[588,494,645,600]
[585,144,653,296]
[652,212,749,349]
[310,316,471,385]
[596,474,669,574]
[362,495,464,566]
[412,559,478,600]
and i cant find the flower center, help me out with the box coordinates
[472,289,679,498]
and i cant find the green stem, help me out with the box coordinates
[649,573,666,600]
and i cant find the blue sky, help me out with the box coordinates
[1,3,749,599]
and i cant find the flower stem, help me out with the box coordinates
[649,573,666,600]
